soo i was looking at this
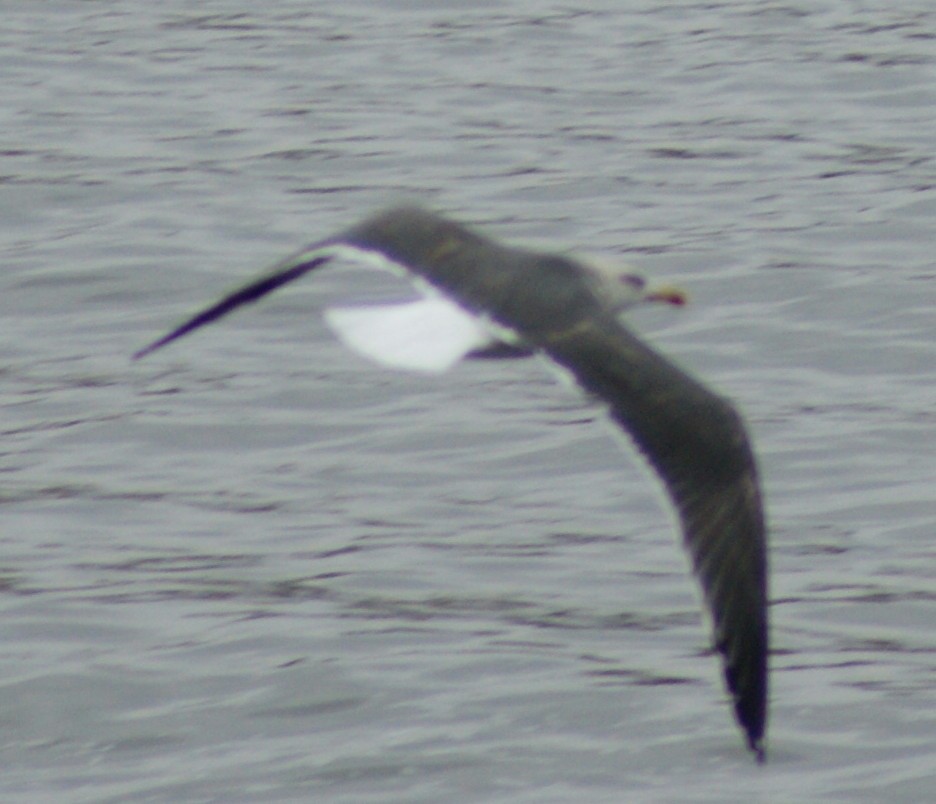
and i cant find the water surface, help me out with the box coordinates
[1,2,934,801]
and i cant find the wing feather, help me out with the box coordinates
[134,206,769,758]
[538,317,768,759]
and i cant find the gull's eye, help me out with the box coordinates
[620,275,645,290]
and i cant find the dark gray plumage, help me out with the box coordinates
[135,206,769,760]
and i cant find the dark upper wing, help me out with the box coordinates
[132,206,768,756]
[539,315,769,759]
[133,254,334,360]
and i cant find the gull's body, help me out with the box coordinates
[136,206,769,760]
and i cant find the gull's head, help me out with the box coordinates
[579,256,687,314]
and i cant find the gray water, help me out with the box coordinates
[1,2,934,801]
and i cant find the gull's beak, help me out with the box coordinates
[646,284,688,307]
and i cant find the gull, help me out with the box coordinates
[135,206,769,760]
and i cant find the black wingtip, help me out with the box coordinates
[737,694,767,764]
[132,335,174,361]
[131,308,223,361]
[737,690,767,763]
[132,252,334,362]
[751,736,766,764]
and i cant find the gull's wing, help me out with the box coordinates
[335,209,769,755]
[134,206,768,758]
[132,254,334,360]
[537,314,769,759]
[324,297,494,373]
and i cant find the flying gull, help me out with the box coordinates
[134,206,769,760]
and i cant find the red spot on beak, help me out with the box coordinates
[647,286,688,307]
